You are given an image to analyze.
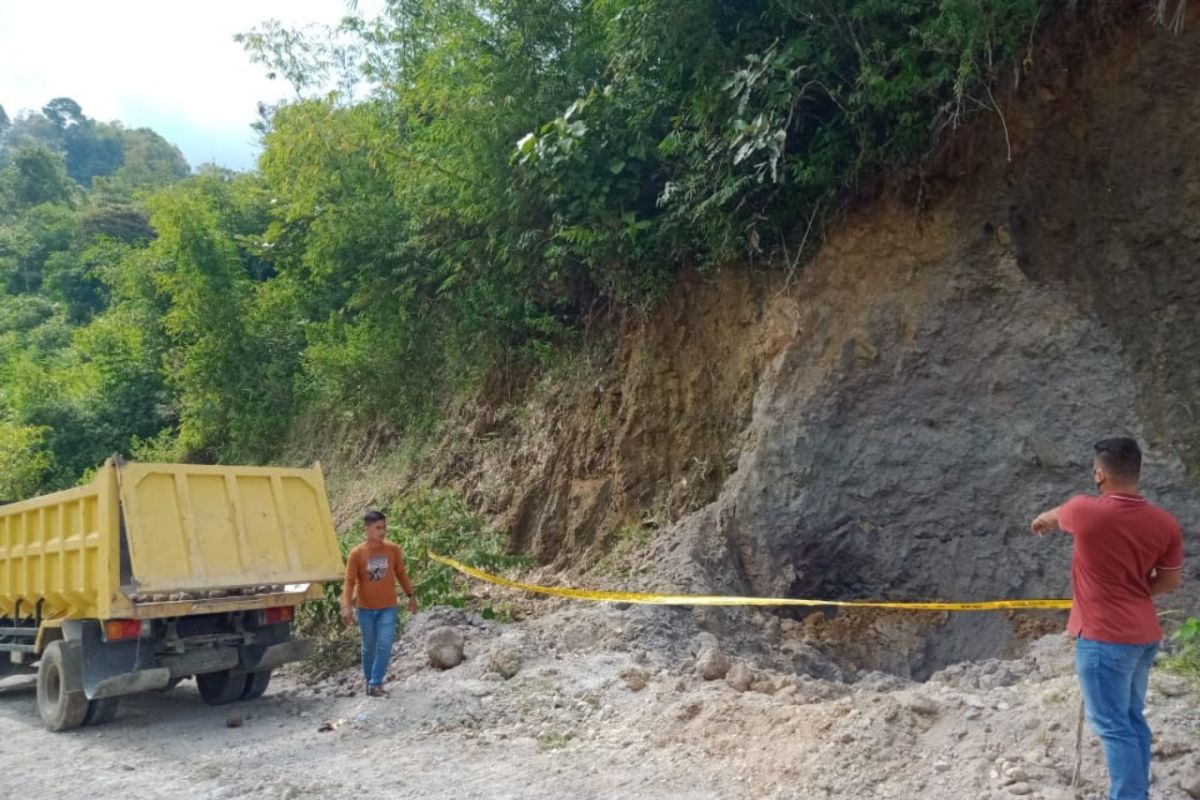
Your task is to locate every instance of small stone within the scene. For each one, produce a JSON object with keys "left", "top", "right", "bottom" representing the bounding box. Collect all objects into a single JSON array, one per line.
[
  {"left": 225, "top": 712, "right": 242, "bottom": 728},
  {"left": 1154, "top": 738, "right": 1195, "bottom": 759},
  {"left": 726, "top": 663, "right": 753, "bottom": 692},
  {"left": 487, "top": 645, "right": 522, "bottom": 679},
  {"left": 907, "top": 696, "right": 940, "bottom": 717},
  {"left": 1153, "top": 674, "right": 1191, "bottom": 698},
  {"left": 1179, "top": 764, "right": 1200, "bottom": 799},
  {"left": 1006, "top": 782, "right": 1032, "bottom": 796},
  {"left": 933, "top": 760, "right": 951, "bottom": 773},
  {"left": 695, "top": 648, "right": 730, "bottom": 681},
  {"left": 426, "top": 627, "right": 465, "bottom": 669},
  {"left": 1003, "top": 767, "right": 1028, "bottom": 784},
  {"left": 620, "top": 667, "right": 650, "bottom": 692}
]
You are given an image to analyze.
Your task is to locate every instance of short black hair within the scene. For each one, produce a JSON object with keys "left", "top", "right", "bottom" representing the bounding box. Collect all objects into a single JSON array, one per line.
[
  {"left": 363, "top": 510, "right": 387, "bottom": 524},
  {"left": 1094, "top": 437, "right": 1141, "bottom": 482}
]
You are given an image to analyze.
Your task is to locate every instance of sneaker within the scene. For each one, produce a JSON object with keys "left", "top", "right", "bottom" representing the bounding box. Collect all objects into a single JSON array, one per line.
[{"left": 367, "top": 686, "right": 387, "bottom": 698}]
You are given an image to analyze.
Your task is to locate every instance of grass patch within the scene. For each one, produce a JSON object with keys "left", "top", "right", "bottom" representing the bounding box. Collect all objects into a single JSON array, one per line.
[
  {"left": 536, "top": 730, "right": 574, "bottom": 751},
  {"left": 1161, "top": 617, "right": 1200, "bottom": 681}
]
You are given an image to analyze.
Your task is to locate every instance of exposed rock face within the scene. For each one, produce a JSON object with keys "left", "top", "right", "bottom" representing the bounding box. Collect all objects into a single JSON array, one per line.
[{"left": 669, "top": 17, "right": 1200, "bottom": 676}]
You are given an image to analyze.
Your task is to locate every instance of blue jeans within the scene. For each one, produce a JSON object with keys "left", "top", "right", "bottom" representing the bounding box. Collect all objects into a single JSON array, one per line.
[
  {"left": 1075, "top": 636, "right": 1160, "bottom": 800},
  {"left": 357, "top": 606, "right": 398, "bottom": 687}
]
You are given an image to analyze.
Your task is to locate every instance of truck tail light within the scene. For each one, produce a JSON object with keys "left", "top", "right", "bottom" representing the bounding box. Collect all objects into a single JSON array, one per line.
[
  {"left": 264, "top": 606, "right": 294, "bottom": 624},
  {"left": 104, "top": 619, "right": 149, "bottom": 641}
]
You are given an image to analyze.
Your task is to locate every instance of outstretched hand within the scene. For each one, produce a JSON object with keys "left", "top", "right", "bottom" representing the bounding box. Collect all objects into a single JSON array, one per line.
[{"left": 1030, "top": 512, "right": 1057, "bottom": 536}]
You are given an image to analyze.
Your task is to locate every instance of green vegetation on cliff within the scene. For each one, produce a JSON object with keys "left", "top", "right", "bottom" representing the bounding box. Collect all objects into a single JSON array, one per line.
[{"left": 2, "top": 1, "right": 1093, "bottom": 496}]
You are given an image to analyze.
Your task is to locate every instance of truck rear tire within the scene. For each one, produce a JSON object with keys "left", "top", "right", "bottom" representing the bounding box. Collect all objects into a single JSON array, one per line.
[
  {"left": 83, "top": 697, "right": 120, "bottom": 726},
  {"left": 37, "top": 642, "right": 89, "bottom": 732},
  {"left": 196, "top": 669, "right": 246, "bottom": 705},
  {"left": 241, "top": 669, "right": 273, "bottom": 700}
]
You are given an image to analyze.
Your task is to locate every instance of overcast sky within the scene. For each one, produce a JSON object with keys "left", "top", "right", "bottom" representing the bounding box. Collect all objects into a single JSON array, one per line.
[{"left": 0, "top": 1, "right": 383, "bottom": 171}]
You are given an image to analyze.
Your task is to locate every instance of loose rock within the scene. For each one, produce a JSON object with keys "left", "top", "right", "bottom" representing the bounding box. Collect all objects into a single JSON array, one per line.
[
  {"left": 1153, "top": 674, "right": 1191, "bottom": 698},
  {"left": 426, "top": 626, "right": 465, "bottom": 669},
  {"left": 487, "top": 645, "right": 522, "bottom": 679},
  {"left": 620, "top": 667, "right": 650, "bottom": 692},
  {"left": 695, "top": 647, "right": 730, "bottom": 681},
  {"left": 726, "top": 663, "right": 753, "bottom": 692}
]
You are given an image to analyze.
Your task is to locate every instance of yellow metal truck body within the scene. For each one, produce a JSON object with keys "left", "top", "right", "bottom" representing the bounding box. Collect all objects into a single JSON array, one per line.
[{"left": 0, "top": 460, "right": 345, "bottom": 730}]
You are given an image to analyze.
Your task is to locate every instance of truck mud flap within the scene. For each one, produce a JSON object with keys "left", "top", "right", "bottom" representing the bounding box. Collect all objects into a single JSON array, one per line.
[
  {"left": 241, "top": 638, "right": 314, "bottom": 671},
  {"left": 76, "top": 621, "right": 170, "bottom": 699}
]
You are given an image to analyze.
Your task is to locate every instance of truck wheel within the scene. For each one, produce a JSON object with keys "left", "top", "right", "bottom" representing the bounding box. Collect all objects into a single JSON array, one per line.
[
  {"left": 241, "top": 670, "right": 273, "bottom": 700},
  {"left": 36, "top": 641, "right": 88, "bottom": 732},
  {"left": 83, "top": 697, "right": 120, "bottom": 726},
  {"left": 196, "top": 669, "right": 246, "bottom": 705}
]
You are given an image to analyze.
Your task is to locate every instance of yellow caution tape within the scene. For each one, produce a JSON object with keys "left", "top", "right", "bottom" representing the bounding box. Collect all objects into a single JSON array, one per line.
[{"left": 428, "top": 552, "right": 1073, "bottom": 611}]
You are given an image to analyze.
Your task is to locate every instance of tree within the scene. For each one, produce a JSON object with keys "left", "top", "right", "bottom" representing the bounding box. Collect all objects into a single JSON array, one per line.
[
  {"left": 1, "top": 147, "right": 75, "bottom": 208},
  {"left": 42, "top": 98, "right": 85, "bottom": 129},
  {"left": 106, "top": 127, "right": 190, "bottom": 190},
  {"left": 0, "top": 422, "right": 53, "bottom": 501}
]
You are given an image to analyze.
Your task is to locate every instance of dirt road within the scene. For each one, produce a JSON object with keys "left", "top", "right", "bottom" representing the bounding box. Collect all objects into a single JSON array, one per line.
[
  {"left": 1, "top": 609, "right": 1197, "bottom": 800},
  {"left": 0, "top": 675, "right": 719, "bottom": 800}
]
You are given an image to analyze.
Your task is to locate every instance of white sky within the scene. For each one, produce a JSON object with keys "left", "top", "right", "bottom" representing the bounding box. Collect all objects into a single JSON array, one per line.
[{"left": 0, "top": 1, "right": 384, "bottom": 171}]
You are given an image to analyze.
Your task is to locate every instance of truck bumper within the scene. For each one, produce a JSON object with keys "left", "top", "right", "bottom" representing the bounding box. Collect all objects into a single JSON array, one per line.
[{"left": 90, "top": 667, "right": 172, "bottom": 699}]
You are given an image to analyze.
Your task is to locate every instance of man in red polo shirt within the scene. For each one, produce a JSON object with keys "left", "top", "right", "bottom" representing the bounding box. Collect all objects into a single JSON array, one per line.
[{"left": 1031, "top": 437, "right": 1184, "bottom": 800}]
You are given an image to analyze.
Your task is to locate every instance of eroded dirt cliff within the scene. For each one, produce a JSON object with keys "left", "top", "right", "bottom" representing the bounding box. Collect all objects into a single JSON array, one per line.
[{"left": 360, "top": 8, "right": 1200, "bottom": 677}]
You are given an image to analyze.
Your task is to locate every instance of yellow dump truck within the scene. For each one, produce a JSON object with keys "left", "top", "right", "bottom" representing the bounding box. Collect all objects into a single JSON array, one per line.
[{"left": 0, "top": 459, "right": 344, "bottom": 730}]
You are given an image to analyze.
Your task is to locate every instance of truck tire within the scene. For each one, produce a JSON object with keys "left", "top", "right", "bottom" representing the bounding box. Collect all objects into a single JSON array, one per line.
[
  {"left": 196, "top": 669, "right": 246, "bottom": 705},
  {"left": 83, "top": 697, "right": 120, "bottom": 726},
  {"left": 36, "top": 641, "right": 89, "bottom": 731},
  {"left": 241, "top": 669, "right": 273, "bottom": 700}
]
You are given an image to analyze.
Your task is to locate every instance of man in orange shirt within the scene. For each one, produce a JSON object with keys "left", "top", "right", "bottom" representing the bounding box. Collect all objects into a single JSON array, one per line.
[{"left": 341, "top": 510, "right": 419, "bottom": 697}]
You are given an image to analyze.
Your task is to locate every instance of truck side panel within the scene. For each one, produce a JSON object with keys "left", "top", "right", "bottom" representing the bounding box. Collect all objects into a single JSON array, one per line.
[
  {"left": 118, "top": 463, "right": 344, "bottom": 594},
  {"left": 0, "top": 467, "right": 118, "bottom": 621}
]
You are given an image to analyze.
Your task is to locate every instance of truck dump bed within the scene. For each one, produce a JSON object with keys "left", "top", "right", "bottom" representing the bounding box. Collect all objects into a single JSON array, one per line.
[{"left": 0, "top": 460, "right": 345, "bottom": 623}]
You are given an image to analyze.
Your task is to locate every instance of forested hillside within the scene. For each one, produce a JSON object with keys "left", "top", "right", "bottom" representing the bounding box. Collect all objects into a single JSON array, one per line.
[{"left": 0, "top": 1, "right": 1157, "bottom": 499}]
